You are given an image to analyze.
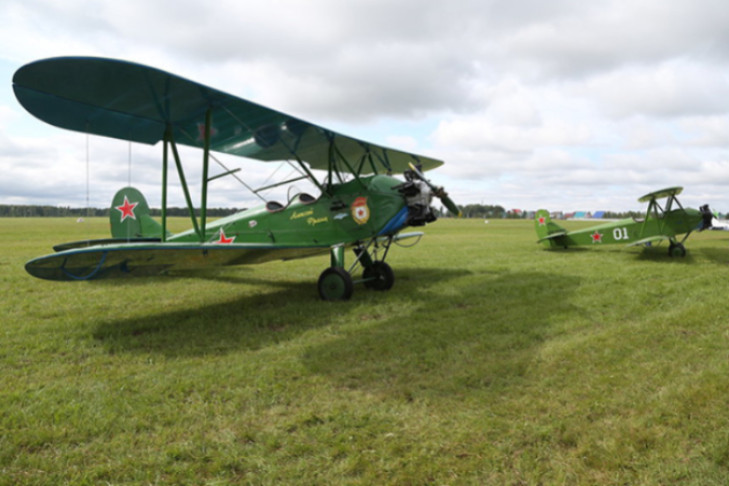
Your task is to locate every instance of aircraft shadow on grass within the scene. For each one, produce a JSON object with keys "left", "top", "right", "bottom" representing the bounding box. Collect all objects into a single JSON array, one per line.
[
  {"left": 301, "top": 270, "right": 581, "bottom": 399},
  {"left": 633, "top": 247, "right": 696, "bottom": 263},
  {"left": 545, "top": 243, "right": 699, "bottom": 264},
  {"left": 696, "top": 248, "right": 728, "bottom": 264},
  {"left": 92, "top": 267, "right": 472, "bottom": 357}
]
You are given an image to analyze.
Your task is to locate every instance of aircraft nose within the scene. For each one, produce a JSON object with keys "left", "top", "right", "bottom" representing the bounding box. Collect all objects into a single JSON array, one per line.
[
  {"left": 699, "top": 204, "right": 713, "bottom": 230},
  {"left": 407, "top": 162, "right": 461, "bottom": 217}
]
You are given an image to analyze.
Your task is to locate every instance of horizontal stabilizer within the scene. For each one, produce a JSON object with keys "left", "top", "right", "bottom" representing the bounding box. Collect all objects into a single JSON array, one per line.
[
  {"left": 53, "top": 238, "right": 161, "bottom": 252},
  {"left": 537, "top": 231, "right": 567, "bottom": 243}
]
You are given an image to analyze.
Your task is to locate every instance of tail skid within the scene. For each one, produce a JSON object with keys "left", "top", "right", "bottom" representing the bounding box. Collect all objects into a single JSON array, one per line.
[{"left": 110, "top": 187, "right": 166, "bottom": 239}]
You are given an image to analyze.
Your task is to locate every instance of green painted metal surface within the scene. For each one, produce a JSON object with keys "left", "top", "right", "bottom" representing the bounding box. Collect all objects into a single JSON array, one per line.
[
  {"left": 15, "top": 57, "right": 454, "bottom": 293},
  {"left": 534, "top": 187, "right": 711, "bottom": 255},
  {"left": 13, "top": 57, "right": 443, "bottom": 175},
  {"left": 26, "top": 174, "right": 413, "bottom": 281}
]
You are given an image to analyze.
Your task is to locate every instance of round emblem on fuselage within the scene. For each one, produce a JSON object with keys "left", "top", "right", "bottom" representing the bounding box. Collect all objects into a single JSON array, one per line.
[{"left": 351, "top": 197, "right": 370, "bottom": 225}]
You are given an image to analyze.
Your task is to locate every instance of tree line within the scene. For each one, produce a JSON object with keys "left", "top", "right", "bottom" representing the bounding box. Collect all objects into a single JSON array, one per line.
[{"left": 1, "top": 204, "right": 658, "bottom": 220}]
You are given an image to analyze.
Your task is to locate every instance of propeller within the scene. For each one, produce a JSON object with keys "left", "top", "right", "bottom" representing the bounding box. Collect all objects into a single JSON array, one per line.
[
  {"left": 699, "top": 204, "right": 713, "bottom": 230},
  {"left": 408, "top": 162, "right": 462, "bottom": 217}
]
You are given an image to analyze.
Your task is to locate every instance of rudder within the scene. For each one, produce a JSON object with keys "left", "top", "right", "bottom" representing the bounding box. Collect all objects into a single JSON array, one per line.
[
  {"left": 110, "top": 187, "right": 164, "bottom": 239},
  {"left": 535, "top": 209, "right": 566, "bottom": 248}
]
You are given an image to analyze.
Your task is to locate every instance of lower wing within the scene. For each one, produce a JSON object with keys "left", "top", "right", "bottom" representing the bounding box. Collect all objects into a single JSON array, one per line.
[
  {"left": 625, "top": 235, "right": 670, "bottom": 247},
  {"left": 26, "top": 242, "right": 330, "bottom": 281},
  {"left": 27, "top": 232, "right": 424, "bottom": 281}
]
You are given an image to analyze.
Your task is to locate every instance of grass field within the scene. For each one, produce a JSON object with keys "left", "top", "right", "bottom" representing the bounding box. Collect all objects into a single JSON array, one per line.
[{"left": 2, "top": 216, "right": 729, "bottom": 485}]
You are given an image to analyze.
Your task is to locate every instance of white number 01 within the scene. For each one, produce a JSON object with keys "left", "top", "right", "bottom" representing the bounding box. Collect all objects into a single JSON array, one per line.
[{"left": 613, "top": 227, "right": 629, "bottom": 240}]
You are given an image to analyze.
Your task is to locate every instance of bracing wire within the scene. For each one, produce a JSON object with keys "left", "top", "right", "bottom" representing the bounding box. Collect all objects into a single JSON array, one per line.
[
  {"left": 128, "top": 141, "right": 132, "bottom": 187},
  {"left": 85, "top": 133, "right": 90, "bottom": 217}
]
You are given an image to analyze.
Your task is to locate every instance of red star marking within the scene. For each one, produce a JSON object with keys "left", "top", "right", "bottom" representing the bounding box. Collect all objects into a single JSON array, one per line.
[
  {"left": 115, "top": 196, "right": 138, "bottom": 222},
  {"left": 591, "top": 231, "right": 603, "bottom": 243},
  {"left": 196, "top": 122, "right": 219, "bottom": 141},
  {"left": 538, "top": 216, "right": 546, "bottom": 226},
  {"left": 216, "top": 229, "right": 236, "bottom": 244}
]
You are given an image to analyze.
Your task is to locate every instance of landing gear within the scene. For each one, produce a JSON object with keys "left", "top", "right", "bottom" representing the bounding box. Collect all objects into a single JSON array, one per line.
[
  {"left": 363, "top": 261, "right": 394, "bottom": 291},
  {"left": 318, "top": 267, "right": 353, "bottom": 301},
  {"left": 668, "top": 241, "right": 686, "bottom": 257},
  {"left": 318, "top": 237, "right": 397, "bottom": 300}
]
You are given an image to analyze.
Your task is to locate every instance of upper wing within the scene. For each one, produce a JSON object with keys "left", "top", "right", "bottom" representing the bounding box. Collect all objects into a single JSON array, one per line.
[
  {"left": 638, "top": 187, "right": 683, "bottom": 203},
  {"left": 13, "top": 57, "right": 443, "bottom": 175}
]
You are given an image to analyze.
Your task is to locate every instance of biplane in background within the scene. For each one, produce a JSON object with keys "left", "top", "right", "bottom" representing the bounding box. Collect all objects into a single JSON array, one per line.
[
  {"left": 535, "top": 187, "right": 712, "bottom": 257},
  {"left": 14, "top": 57, "right": 460, "bottom": 300}
]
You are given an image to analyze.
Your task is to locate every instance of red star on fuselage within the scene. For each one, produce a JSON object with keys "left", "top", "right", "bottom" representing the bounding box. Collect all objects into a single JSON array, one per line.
[
  {"left": 591, "top": 231, "right": 603, "bottom": 243},
  {"left": 115, "top": 196, "right": 138, "bottom": 222},
  {"left": 216, "top": 229, "right": 236, "bottom": 244}
]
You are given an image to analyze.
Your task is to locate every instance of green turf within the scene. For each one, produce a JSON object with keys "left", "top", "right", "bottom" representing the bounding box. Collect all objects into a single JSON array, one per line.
[{"left": 2, "top": 217, "right": 729, "bottom": 485}]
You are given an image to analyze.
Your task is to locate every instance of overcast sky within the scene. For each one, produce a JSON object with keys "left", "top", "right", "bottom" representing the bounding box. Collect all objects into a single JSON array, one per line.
[{"left": 2, "top": 0, "right": 729, "bottom": 213}]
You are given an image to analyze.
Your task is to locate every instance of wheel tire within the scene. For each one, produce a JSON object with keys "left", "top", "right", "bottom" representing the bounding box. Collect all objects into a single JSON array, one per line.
[
  {"left": 668, "top": 242, "right": 686, "bottom": 257},
  {"left": 363, "top": 261, "right": 395, "bottom": 291},
  {"left": 318, "top": 267, "right": 354, "bottom": 301}
]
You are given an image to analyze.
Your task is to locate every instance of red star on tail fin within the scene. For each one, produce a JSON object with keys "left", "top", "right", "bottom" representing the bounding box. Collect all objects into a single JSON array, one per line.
[{"left": 115, "top": 196, "right": 138, "bottom": 222}]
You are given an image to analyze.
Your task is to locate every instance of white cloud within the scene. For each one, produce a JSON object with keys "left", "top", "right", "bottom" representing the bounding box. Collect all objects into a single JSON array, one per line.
[
  {"left": 3, "top": 0, "right": 729, "bottom": 214},
  {"left": 582, "top": 60, "right": 729, "bottom": 119}
]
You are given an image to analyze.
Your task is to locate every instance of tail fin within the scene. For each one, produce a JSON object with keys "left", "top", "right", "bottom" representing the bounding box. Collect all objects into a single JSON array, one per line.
[
  {"left": 535, "top": 209, "right": 567, "bottom": 248},
  {"left": 110, "top": 187, "right": 165, "bottom": 239}
]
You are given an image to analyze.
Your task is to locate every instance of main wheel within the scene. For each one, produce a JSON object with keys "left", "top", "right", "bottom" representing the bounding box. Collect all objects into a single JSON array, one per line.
[
  {"left": 363, "top": 261, "right": 395, "bottom": 291},
  {"left": 318, "top": 267, "right": 354, "bottom": 301},
  {"left": 668, "top": 242, "right": 686, "bottom": 257}
]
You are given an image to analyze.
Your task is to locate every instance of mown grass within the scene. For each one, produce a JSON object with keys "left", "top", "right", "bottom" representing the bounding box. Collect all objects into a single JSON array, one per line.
[{"left": 2, "top": 216, "right": 729, "bottom": 485}]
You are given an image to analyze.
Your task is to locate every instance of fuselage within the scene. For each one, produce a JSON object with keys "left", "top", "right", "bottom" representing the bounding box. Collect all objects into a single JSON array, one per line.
[
  {"left": 560, "top": 208, "right": 704, "bottom": 246},
  {"left": 169, "top": 174, "right": 420, "bottom": 247}
]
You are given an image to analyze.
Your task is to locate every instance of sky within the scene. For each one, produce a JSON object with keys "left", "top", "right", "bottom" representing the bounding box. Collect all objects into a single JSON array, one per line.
[{"left": 2, "top": 0, "right": 729, "bottom": 213}]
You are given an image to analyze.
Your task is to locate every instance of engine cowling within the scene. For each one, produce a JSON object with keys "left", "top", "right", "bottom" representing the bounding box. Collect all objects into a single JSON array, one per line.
[{"left": 396, "top": 170, "right": 438, "bottom": 226}]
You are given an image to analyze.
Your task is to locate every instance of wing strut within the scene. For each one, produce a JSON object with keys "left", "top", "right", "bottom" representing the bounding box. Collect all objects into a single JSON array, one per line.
[
  {"left": 200, "top": 108, "right": 212, "bottom": 240},
  {"left": 641, "top": 197, "right": 666, "bottom": 238},
  {"left": 332, "top": 142, "right": 364, "bottom": 187},
  {"left": 160, "top": 109, "right": 215, "bottom": 243},
  {"left": 165, "top": 128, "right": 203, "bottom": 241},
  {"left": 162, "top": 128, "right": 169, "bottom": 242},
  {"left": 218, "top": 104, "right": 330, "bottom": 198}
]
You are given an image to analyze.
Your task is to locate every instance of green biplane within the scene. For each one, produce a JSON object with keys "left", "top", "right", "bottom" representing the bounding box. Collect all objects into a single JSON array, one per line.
[
  {"left": 535, "top": 187, "right": 712, "bottom": 257},
  {"left": 14, "top": 57, "right": 461, "bottom": 300}
]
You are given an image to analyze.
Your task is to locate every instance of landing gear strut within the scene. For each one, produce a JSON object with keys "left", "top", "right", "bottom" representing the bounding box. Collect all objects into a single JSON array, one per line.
[
  {"left": 668, "top": 241, "right": 686, "bottom": 257},
  {"left": 317, "top": 237, "right": 397, "bottom": 300},
  {"left": 363, "top": 261, "right": 394, "bottom": 291}
]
